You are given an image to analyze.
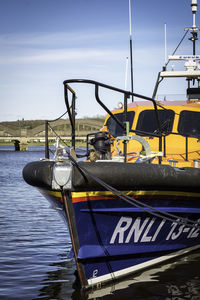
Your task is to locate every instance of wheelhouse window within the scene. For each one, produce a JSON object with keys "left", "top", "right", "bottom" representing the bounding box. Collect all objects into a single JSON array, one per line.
[
  {"left": 106, "top": 111, "right": 135, "bottom": 137},
  {"left": 178, "top": 110, "right": 200, "bottom": 138},
  {"left": 136, "top": 109, "right": 175, "bottom": 135}
]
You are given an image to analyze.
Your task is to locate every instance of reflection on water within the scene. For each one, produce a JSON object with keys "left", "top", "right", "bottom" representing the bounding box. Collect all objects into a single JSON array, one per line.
[
  {"left": 0, "top": 146, "right": 200, "bottom": 300},
  {"left": 36, "top": 255, "right": 76, "bottom": 300},
  {"left": 37, "top": 250, "right": 200, "bottom": 300}
]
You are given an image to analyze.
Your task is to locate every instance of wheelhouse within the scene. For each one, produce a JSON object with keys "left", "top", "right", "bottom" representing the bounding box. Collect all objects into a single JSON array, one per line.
[{"left": 104, "top": 100, "right": 200, "bottom": 167}]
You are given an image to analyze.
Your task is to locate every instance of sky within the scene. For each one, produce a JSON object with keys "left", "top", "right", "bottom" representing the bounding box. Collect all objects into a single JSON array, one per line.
[{"left": 0, "top": 0, "right": 199, "bottom": 121}]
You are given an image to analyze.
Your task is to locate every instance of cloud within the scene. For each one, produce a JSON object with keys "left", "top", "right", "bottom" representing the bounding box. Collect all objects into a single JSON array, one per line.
[
  {"left": 0, "top": 29, "right": 128, "bottom": 65},
  {"left": 0, "top": 48, "right": 126, "bottom": 64},
  {"left": 0, "top": 27, "right": 184, "bottom": 122},
  {"left": 0, "top": 30, "right": 126, "bottom": 47},
  {"left": 0, "top": 27, "right": 172, "bottom": 67}
]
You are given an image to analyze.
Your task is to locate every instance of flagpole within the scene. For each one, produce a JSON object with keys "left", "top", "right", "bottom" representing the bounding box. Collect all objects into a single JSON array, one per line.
[{"left": 129, "top": 0, "right": 134, "bottom": 101}]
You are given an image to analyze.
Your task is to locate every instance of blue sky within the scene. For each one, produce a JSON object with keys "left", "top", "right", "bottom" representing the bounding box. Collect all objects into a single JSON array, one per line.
[{"left": 0, "top": 0, "right": 198, "bottom": 121}]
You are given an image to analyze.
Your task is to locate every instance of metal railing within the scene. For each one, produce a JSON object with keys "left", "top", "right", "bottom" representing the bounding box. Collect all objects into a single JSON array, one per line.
[
  {"left": 45, "top": 111, "right": 68, "bottom": 159},
  {"left": 63, "top": 79, "right": 163, "bottom": 163},
  {"left": 43, "top": 79, "right": 199, "bottom": 163}
]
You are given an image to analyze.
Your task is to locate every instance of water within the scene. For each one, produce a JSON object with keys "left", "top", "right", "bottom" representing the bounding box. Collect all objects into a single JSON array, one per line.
[{"left": 0, "top": 146, "right": 200, "bottom": 300}]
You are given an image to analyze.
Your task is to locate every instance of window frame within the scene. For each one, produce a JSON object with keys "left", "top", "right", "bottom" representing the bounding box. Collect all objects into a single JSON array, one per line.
[
  {"left": 178, "top": 110, "right": 200, "bottom": 138},
  {"left": 106, "top": 111, "right": 135, "bottom": 137},
  {"left": 136, "top": 109, "right": 175, "bottom": 136}
]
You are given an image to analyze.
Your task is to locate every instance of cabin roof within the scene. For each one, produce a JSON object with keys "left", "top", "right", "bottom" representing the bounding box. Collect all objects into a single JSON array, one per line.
[{"left": 127, "top": 100, "right": 200, "bottom": 108}]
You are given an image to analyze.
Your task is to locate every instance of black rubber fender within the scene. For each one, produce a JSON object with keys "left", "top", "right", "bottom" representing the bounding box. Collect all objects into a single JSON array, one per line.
[
  {"left": 72, "top": 162, "right": 200, "bottom": 192},
  {"left": 22, "top": 159, "right": 200, "bottom": 193},
  {"left": 23, "top": 160, "right": 55, "bottom": 188}
]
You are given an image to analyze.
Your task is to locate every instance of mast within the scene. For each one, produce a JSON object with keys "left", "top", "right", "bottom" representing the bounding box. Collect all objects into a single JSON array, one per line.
[
  {"left": 129, "top": 0, "right": 134, "bottom": 101},
  {"left": 125, "top": 56, "right": 129, "bottom": 90},
  {"left": 153, "top": 0, "right": 200, "bottom": 100},
  {"left": 189, "top": 0, "right": 198, "bottom": 55},
  {"left": 164, "top": 23, "right": 167, "bottom": 66},
  {"left": 185, "top": 0, "right": 200, "bottom": 90}
]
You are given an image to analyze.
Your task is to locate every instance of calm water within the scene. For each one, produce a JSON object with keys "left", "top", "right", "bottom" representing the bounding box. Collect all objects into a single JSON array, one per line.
[{"left": 0, "top": 146, "right": 200, "bottom": 300}]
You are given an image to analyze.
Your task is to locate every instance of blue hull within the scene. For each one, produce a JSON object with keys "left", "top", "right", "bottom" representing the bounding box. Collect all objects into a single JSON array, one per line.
[
  {"left": 23, "top": 160, "right": 200, "bottom": 288},
  {"left": 67, "top": 190, "right": 200, "bottom": 287}
]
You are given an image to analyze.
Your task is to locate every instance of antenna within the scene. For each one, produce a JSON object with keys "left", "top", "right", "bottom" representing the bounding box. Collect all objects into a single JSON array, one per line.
[
  {"left": 164, "top": 23, "right": 167, "bottom": 66},
  {"left": 129, "top": 0, "right": 134, "bottom": 101},
  {"left": 184, "top": 0, "right": 200, "bottom": 89},
  {"left": 125, "top": 57, "right": 129, "bottom": 90}
]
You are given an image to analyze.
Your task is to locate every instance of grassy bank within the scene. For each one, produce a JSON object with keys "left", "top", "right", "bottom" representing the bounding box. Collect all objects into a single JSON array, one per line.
[{"left": 0, "top": 141, "right": 87, "bottom": 147}]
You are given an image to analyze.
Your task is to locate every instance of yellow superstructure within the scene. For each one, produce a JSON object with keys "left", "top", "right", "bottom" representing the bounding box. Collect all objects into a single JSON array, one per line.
[{"left": 103, "top": 100, "right": 200, "bottom": 168}]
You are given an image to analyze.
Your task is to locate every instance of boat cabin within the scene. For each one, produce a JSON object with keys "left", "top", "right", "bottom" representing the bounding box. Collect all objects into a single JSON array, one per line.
[{"left": 103, "top": 100, "right": 200, "bottom": 167}]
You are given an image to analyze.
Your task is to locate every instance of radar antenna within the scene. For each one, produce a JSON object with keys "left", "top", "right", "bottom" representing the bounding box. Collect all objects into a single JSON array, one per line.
[
  {"left": 153, "top": 0, "right": 200, "bottom": 100},
  {"left": 185, "top": 0, "right": 200, "bottom": 55}
]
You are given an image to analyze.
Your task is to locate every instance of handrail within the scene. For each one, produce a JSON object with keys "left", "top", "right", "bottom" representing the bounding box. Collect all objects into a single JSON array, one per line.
[
  {"left": 63, "top": 79, "right": 163, "bottom": 160},
  {"left": 43, "top": 79, "right": 199, "bottom": 162}
]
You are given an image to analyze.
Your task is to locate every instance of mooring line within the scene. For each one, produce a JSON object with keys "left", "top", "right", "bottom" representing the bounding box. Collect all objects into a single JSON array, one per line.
[
  {"left": 72, "top": 161, "right": 200, "bottom": 229},
  {"left": 61, "top": 145, "right": 200, "bottom": 229}
]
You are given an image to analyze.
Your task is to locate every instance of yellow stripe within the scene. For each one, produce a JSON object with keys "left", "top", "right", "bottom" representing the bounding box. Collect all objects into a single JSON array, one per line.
[
  {"left": 39, "top": 189, "right": 61, "bottom": 198},
  {"left": 71, "top": 191, "right": 115, "bottom": 198},
  {"left": 71, "top": 190, "right": 200, "bottom": 198},
  {"left": 39, "top": 189, "right": 200, "bottom": 199}
]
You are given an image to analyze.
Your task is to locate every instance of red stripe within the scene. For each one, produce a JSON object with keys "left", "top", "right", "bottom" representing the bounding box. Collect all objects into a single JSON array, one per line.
[{"left": 72, "top": 193, "right": 198, "bottom": 204}]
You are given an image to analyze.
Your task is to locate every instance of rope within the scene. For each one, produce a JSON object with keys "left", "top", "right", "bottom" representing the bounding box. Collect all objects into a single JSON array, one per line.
[
  {"left": 53, "top": 129, "right": 200, "bottom": 229},
  {"left": 75, "top": 163, "right": 200, "bottom": 229},
  {"left": 165, "top": 29, "right": 189, "bottom": 68},
  {"left": 48, "top": 122, "right": 89, "bottom": 158},
  {"left": 63, "top": 143, "right": 200, "bottom": 229},
  {"left": 61, "top": 189, "right": 86, "bottom": 288},
  {"left": 61, "top": 147, "right": 200, "bottom": 286},
  {"left": 48, "top": 123, "right": 71, "bottom": 148},
  {"left": 47, "top": 110, "right": 68, "bottom": 122}
]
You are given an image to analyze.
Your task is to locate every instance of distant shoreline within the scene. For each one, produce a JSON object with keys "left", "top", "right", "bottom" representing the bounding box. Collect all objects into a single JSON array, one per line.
[{"left": 0, "top": 141, "right": 86, "bottom": 147}]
